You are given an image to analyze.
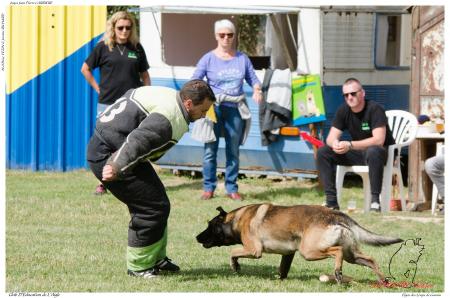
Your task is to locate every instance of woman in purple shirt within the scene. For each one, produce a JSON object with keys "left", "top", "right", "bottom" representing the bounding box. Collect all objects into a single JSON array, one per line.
[{"left": 192, "top": 19, "right": 262, "bottom": 201}]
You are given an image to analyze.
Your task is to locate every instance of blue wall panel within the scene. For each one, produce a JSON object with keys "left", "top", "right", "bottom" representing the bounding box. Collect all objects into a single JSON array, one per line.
[
  {"left": 321, "top": 85, "right": 410, "bottom": 136},
  {"left": 6, "top": 34, "right": 102, "bottom": 171},
  {"left": 153, "top": 79, "right": 306, "bottom": 174},
  {"left": 7, "top": 70, "right": 410, "bottom": 174},
  {"left": 154, "top": 80, "right": 410, "bottom": 175}
]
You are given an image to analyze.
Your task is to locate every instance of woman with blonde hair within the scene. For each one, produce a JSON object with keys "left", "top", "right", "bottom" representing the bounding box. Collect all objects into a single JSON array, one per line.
[
  {"left": 81, "top": 10, "right": 150, "bottom": 195},
  {"left": 103, "top": 11, "right": 140, "bottom": 51}
]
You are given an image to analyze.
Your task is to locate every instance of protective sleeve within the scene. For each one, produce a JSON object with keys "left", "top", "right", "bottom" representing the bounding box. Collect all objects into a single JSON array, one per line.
[{"left": 106, "top": 113, "right": 173, "bottom": 178}]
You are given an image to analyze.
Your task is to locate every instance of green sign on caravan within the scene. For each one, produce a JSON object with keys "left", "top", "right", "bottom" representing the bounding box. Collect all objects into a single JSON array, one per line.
[{"left": 292, "top": 75, "right": 326, "bottom": 126}]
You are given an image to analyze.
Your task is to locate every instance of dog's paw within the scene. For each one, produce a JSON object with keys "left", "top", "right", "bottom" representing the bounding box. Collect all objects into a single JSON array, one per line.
[
  {"left": 380, "top": 278, "right": 391, "bottom": 287},
  {"left": 230, "top": 257, "right": 241, "bottom": 272},
  {"left": 278, "top": 271, "right": 288, "bottom": 280},
  {"left": 231, "top": 263, "right": 241, "bottom": 272},
  {"left": 334, "top": 270, "right": 343, "bottom": 284},
  {"left": 278, "top": 269, "right": 287, "bottom": 280}
]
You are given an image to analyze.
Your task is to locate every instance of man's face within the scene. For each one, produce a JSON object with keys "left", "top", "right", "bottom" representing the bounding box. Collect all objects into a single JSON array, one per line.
[
  {"left": 186, "top": 99, "right": 213, "bottom": 122},
  {"left": 342, "top": 82, "right": 365, "bottom": 112}
]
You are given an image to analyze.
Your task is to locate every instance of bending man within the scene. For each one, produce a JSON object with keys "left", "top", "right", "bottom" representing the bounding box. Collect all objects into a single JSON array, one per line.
[{"left": 87, "top": 80, "right": 215, "bottom": 278}]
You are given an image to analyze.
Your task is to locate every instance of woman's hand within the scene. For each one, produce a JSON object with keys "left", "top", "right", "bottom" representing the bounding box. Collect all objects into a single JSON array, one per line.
[
  {"left": 252, "top": 85, "right": 263, "bottom": 104},
  {"left": 81, "top": 62, "right": 100, "bottom": 94}
]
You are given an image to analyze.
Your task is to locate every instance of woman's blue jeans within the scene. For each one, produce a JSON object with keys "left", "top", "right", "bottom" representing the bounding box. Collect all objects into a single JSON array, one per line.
[{"left": 203, "top": 105, "right": 244, "bottom": 194}]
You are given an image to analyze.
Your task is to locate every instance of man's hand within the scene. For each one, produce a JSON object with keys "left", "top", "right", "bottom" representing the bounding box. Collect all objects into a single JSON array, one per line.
[
  {"left": 102, "top": 164, "right": 117, "bottom": 181},
  {"left": 332, "top": 140, "right": 351, "bottom": 154}
]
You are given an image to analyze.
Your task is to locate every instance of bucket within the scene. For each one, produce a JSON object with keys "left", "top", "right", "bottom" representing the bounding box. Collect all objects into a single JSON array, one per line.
[{"left": 390, "top": 199, "right": 402, "bottom": 211}]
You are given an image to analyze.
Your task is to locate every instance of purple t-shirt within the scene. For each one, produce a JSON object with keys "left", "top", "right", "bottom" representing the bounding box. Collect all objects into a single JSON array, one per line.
[{"left": 192, "top": 51, "right": 260, "bottom": 98}]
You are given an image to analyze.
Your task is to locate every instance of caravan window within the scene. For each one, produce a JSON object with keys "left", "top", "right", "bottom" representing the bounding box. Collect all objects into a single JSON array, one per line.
[
  {"left": 322, "top": 10, "right": 410, "bottom": 70},
  {"left": 375, "top": 14, "right": 411, "bottom": 68},
  {"left": 160, "top": 13, "right": 297, "bottom": 70},
  {"left": 322, "top": 12, "right": 375, "bottom": 70}
]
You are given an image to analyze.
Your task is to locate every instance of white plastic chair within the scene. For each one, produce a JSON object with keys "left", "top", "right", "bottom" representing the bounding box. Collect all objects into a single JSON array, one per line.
[
  {"left": 431, "top": 143, "right": 445, "bottom": 215},
  {"left": 336, "top": 110, "right": 418, "bottom": 213}
]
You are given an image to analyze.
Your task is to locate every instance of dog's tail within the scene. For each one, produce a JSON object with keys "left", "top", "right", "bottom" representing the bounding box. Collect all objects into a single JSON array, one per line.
[{"left": 349, "top": 221, "right": 403, "bottom": 246}]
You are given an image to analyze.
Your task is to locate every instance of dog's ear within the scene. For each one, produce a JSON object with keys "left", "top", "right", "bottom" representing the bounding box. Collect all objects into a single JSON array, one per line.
[{"left": 216, "top": 206, "right": 227, "bottom": 217}]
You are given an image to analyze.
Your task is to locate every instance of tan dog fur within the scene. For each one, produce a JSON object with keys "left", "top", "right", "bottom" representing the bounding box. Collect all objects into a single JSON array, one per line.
[{"left": 196, "top": 203, "right": 402, "bottom": 283}]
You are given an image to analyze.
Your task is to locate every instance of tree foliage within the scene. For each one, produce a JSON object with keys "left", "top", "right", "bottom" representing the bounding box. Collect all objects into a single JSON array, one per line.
[
  {"left": 237, "top": 15, "right": 265, "bottom": 56},
  {"left": 106, "top": 8, "right": 264, "bottom": 56}
]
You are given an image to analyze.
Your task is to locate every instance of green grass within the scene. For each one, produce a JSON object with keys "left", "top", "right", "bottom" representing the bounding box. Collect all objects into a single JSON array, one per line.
[{"left": 5, "top": 169, "right": 444, "bottom": 292}]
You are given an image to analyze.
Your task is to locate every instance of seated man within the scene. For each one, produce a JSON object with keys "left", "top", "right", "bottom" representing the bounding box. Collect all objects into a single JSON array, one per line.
[{"left": 316, "top": 78, "right": 395, "bottom": 212}]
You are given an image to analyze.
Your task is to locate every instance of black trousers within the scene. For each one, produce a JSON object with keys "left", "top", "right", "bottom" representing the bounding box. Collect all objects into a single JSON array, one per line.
[
  {"left": 87, "top": 134, "right": 170, "bottom": 247},
  {"left": 316, "top": 145, "right": 387, "bottom": 205}
]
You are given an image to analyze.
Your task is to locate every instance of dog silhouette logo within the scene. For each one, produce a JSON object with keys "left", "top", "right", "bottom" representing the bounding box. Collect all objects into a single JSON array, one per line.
[{"left": 387, "top": 238, "right": 425, "bottom": 286}]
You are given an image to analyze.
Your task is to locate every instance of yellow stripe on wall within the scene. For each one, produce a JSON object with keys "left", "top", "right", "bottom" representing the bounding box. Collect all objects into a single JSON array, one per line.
[{"left": 7, "top": 5, "right": 107, "bottom": 94}]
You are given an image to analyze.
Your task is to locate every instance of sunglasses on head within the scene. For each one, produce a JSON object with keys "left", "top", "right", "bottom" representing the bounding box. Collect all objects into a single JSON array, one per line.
[
  {"left": 116, "top": 26, "right": 132, "bottom": 31},
  {"left": 343, "top": 89, "right": 361, "bottom": 98},
  {"left": 218, "top": 33, "right": 234, "bottom": 39}
]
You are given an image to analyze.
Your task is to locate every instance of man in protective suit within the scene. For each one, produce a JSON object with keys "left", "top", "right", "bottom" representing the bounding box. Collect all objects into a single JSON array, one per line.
[{"left": 87, "top": 80, "right": 215, "bottom": 278}]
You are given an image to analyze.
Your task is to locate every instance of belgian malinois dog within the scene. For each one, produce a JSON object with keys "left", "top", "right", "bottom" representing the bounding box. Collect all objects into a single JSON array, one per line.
[{"left": 196, "top": 204, "right": 403, "bottom": 283}]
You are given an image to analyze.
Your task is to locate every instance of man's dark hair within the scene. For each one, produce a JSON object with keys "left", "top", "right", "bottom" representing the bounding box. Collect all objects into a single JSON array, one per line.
[
  {"left": 343, "top": 77, "right": 362, "bottom": 87},
  {"left": 180, "top": 79, "right": 216, "bottom": 105}
]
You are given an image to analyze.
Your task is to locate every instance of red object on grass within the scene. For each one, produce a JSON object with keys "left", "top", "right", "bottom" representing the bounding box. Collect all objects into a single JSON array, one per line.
[{"left": 299, "top": 131, "right": 325, "bottom": 147}]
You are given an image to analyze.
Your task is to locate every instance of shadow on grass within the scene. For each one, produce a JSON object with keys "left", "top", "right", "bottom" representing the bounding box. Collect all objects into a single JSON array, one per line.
[
  {"left": 176, "top": 263, "right": 383, "bottom": 290},
  {"left": 176, "top": 264, "right": 325, "bottom": 282},
  {"left": 164, "top": 174, "right": 363, "bottom": 203},
  {"left": 165, "top": 181, "right": 203, "bottom": 192},
  {"left": 165, "top": 181, "right": 321, "bottom": 199},
  {"left": 246, "top": 187, "right": 323, "bottom": 202}
]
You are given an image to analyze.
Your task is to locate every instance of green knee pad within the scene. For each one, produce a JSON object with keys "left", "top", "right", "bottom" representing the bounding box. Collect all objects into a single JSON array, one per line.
[{"left": 127, "top": 228, "right": 167, "bottom": 271}]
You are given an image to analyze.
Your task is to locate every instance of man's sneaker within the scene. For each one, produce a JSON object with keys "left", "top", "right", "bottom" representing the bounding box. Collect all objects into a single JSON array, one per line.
[
  {"left": 155, "top": 257, "right": 180, "bottom": 272},
  {"left": 127, "top": 267, "right": 159, "bottom": 278},
  {"left": 95, "top": 184, "right": 107, "bottom": 195},
  {"left": 370, "top": 202, "right": 381, "bottom": 212},
  {"left": 322, "top": 202, "right": 340, "bottom": 210}
]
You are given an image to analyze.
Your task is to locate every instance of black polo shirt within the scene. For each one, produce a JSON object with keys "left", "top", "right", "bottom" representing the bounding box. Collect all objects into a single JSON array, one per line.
[
  {"left": 332, "top": 100, "right": 395, "bottom": 146},
  {"left": 85, "top": 41, "right": 150, "bottom": 105}
]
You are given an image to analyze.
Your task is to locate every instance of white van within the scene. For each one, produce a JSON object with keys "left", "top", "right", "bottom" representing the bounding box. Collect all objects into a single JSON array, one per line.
[{"left": 138, "top": 5, "right": 411, "bottom": 177}]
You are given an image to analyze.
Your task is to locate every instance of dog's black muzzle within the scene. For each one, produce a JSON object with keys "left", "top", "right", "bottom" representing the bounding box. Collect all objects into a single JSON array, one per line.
[{"left": 196, "top": 227, "right": 224, "bottom": 248}]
